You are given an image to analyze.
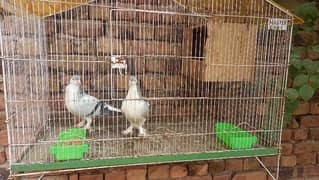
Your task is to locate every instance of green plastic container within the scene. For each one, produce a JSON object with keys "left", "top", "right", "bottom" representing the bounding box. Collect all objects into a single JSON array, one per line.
[
  {"left": 50, "top": 128, "right": 88, "bottom": 161},
  {"left": 215, "top": 123, "right": 257, "bottom": 149}
]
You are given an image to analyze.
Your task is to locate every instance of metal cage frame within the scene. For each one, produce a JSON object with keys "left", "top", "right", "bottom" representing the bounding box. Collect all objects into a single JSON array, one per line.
[{"left": 0, "top": 0, "right": 300, "bottom": 179}]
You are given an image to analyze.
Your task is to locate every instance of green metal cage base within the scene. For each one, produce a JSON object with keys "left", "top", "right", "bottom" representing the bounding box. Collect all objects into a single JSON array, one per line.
[{"left": 11, "top": 148, "right": 277, "bottom": 173}]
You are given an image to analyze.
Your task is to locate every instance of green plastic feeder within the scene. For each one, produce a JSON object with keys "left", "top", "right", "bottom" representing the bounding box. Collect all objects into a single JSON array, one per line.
[
  {"left": 50, "top": 128, "right": 88, "bottom": 161},
  {"left": 215, "top": 122, "right": 257, "bottom": 149}
]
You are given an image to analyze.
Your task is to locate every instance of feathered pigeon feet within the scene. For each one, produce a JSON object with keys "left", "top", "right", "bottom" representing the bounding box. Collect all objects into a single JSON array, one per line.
[
  {"left": 138, "top": 127, "right": 147, "bottom": 137},
  {"left": 122, "top": 125, "right": 133, "bottom": 136},
  {"left": 76, "top": 120, "right": 85, "bottom": 128},
  {"left": 84, "top": 126, "right": 94, "bottom": 133},
  {"left": 77, "top": 118, "right": 94, "bottom": 132},
  {"left": 122, "top": 126, "right": 147, "bottom": 136}
]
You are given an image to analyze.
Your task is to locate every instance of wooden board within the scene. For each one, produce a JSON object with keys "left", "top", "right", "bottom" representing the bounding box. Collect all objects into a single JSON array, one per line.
[
  {"left": 183, "top": 21, "right": 258, "bottom": 82},
  {"left": 172, "top": 0, "right": 302, "bottom": 24},
  {"left": 173, "top": 0, "right": 264, "bottom": 15},
  {"left": 205, "top": 21, "right": 258, "bottom": 81},
  {"left": 2, "top": 0, "right": 93, "bottom": 17}
]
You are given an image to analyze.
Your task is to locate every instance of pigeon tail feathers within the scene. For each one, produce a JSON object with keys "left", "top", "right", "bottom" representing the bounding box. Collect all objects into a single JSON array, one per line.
[{"left": 87, "top": 101, "right": 121, "bottom": 116}]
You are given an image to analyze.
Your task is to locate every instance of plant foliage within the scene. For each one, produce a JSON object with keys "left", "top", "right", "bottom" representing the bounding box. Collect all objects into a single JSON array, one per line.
[{"left": 284, "top": 2, "right": 319, "bottom": 121}]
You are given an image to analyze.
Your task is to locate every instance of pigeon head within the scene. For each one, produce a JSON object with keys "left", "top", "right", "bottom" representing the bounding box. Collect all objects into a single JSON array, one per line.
[
  {"left": 70, "top": 75, "right": 81, "bottom": 85},
  {"left": 129, "top": 76, "right": 138, "bottom": 86}
]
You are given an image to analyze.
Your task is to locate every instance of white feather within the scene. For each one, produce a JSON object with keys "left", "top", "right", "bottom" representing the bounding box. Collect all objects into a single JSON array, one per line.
[
  {"left": 121, "top": 76, "right": 149, "bottom": 136},
  {"left": 65, "top": 83, "right": 100, "bottom": 116},
  {"left": 65, "top": 75, "right": 121, "bottom": 130}
]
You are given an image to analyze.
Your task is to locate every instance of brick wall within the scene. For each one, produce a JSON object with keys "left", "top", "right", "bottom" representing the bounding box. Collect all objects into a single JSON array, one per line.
[{"left": 1, "top": 1, "right": 319, "bottom": 180}]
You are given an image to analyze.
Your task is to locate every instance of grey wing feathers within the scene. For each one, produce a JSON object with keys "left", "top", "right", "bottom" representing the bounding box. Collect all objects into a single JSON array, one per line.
[{"left": 77, "top": 95, "right": 100, "bottom": 116}]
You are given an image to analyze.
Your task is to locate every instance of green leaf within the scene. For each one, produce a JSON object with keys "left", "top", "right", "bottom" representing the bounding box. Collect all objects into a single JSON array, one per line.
[
  {"left": 312, "top": 45, "right": 319, "bottom": 53},
  {"left": 301, "top": 59, "right": 313, "bottom": 66},
  {"left": 284, "top": 111, "right": 293, "bottom": 121},
  {"left": 285, "top": 88, "right": 299, "bottom": 101},
  {"left": 302, "top": 23, "right": 315, "bottom": 31},
  {"left": 310, "top": 75, "right": 319, "bottom": 89},
  {"left": 290, "top": 58, "right": 303, "bottom": 70},
  {"left": 310, "top": 61, "right": 319, "bottom": 74},
  {"left": 299, "top": 85, "right": 315, "bottom": 102},
  {"left": 293, "top": 74, "right": 309, "bottom": 87},
  {"left": 288, "top": 66, "right": 299, "bottom": 78},
  {"left": 302, "top": 59, "right": 317, "bottom": 73},
  {"left": 295, "top": 3, "right": 319, "bottom": 24},
  {"left": 285, "top": 100, "right": 299, "bottom": 113},
  {"left": 291, "top": 50, "right": 300, "bottom": 59},
  {"left": 290, "top": 47, "right": 305, "bottom": 59},
  {"left": 292, "top": 26, "right": 299, "bottom": 36}
]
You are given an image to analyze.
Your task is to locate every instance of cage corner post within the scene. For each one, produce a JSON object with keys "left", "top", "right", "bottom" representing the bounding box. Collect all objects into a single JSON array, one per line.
[{"left": 255, "top": 154, "right": 281, "bottom": 180}]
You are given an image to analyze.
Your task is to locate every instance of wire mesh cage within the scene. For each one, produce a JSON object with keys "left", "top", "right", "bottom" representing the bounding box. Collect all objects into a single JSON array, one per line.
[{"left": 0, "top": 0, "right": 297, "bottom": 176}]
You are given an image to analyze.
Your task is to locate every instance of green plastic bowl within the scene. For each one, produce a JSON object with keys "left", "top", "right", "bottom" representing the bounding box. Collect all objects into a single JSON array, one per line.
[
  {"left": 57, "top": 128, "right": 86, "bottom": 143},
  {"left": 50, "top": 128, "right": 88, "bottom": 161},
  {"left": 215, "top": 123, "right": 257, "bottom": 149}
]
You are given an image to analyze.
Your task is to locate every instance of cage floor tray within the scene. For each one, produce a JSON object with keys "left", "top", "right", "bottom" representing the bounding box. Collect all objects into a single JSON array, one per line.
[{"left": 14, "top": 118, "right": 276, "bottom": 172}]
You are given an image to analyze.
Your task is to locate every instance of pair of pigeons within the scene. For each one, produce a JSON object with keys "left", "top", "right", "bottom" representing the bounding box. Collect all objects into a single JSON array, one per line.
[{"left": 65, "top": 75, "right": 149, "bottom": 136}]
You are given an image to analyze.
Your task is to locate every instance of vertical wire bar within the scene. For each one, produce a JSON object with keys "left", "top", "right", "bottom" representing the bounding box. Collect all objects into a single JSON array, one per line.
[
  {"left": 0, "top": 10, "right": 13, "bottom": 167},
  {"left": 11, "top": 5, "right": 18, "bottom": 163},
  {"left": 21, "top": 6, "right": 29, "bottom": 164},
  {"left": 260, "top": 9, "right": 268, "bottom": 147},
  {"left": 265, "top": 4, "right": 272, "bottom": 147},
  {"left": 269, "top": 4, "right": 278, "bottom": 148},
  {"left": 253, "top": 4, "right": 261, "bottom": 145},
  {"left": 211, "top": 1, "right": 217, "bottom": 151},
  {"left": 249, "top": 0, "right": 255, "bottom": 143},
  {"left": 101, "top": 3, "right": 106, "bottom": 160},
  {"left": 51, "top": 8, "right": 57, "bottom": 162},
  {"left": 272, "top": 9, "right": 281, "bottom": 149},
  {"left": 272, "top": 2, "right": 280, "bottom": 148},
  {"left": 33, "top": 4, "right": 39, "bottom": 163}
]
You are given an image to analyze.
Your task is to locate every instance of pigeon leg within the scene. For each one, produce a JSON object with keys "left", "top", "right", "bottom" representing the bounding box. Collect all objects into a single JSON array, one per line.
[
  {"left": 122, "top": 125, "right": 133, "bottom": 135},
  {"left": 84, "top": 117, "right": 93, "bottom": 130},
  {"left": 77, "top": 119, "right": 86, "bottom": 128},
  {"left": 138, "top": 127, "right": 147, "bottom": 136}
]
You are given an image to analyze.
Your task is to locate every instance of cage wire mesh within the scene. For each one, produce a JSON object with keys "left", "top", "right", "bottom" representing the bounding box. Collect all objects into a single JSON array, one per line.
[{"left": 0, "top": 0, "right": 293, "bottom": 173}]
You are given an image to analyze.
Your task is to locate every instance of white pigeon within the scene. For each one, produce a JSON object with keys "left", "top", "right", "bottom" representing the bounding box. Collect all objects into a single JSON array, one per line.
[
  {"left": 65, "top": 75, "right": 121, "bottom": 130},
  {"left": 121, "top": 76, "right": 149, "bottom": 136}
]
